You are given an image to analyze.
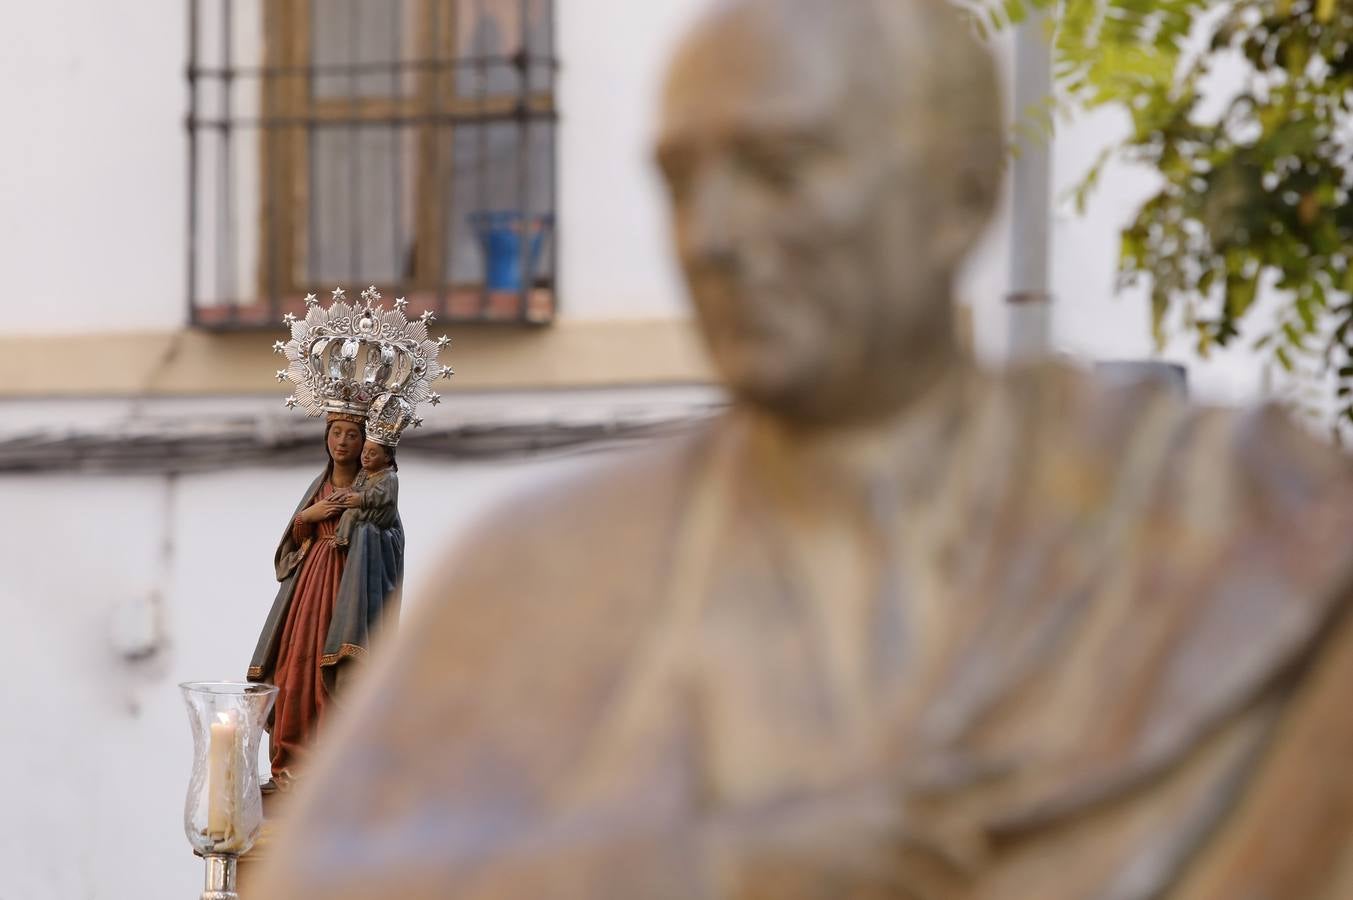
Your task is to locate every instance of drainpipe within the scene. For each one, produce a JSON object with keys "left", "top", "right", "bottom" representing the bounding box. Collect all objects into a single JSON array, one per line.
[{"left": 1005, "top": 8, "right": 1054, "bottom": 365}]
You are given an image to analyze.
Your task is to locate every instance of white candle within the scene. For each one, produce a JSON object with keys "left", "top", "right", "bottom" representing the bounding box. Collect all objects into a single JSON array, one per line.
[{"left": 206, "top": 710, "right": 238, "bottom": 840}]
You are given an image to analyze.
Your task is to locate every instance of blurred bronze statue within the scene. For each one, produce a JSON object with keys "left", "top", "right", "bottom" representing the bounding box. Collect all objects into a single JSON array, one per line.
[{"left": 257, "top": 1, "right": 1353, "bottom": 897}]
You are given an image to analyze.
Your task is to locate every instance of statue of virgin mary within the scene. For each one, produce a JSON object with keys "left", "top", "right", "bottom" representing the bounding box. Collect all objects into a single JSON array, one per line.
[{"left": 246, "top": 287, "right": 449, "bottom": 790}]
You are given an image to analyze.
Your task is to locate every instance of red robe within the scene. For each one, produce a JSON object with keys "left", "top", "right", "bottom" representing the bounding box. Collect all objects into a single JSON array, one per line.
[{"left": 266, "top": 481, "right": 345, "bottom": 783}]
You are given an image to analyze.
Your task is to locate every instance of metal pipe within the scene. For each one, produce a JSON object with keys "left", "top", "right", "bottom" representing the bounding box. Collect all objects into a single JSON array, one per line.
[
  {"left": 391, "top": 0, "right": 404, "bottom": 290},
  {"left": 347, "top": 0, "right": 360, "bottom": 284},
  {"left": 516, "top": 0, "right": 531, "bottom": 322},
  {"left": 433, "top": 0, "right": 450, "bottom": 315},
  {"left": 221, "top": 0, "right": 237, "bottom": 314},
  {"left": 1005, "top": 8, "right": 1054, "bottom": 365},
  {"left": 186, "top": 0, "right": 200, "bottom": 325},
  {"left": 475, "top": 0, "right": 490, "bottom": 319},
  {"left": 545, "top": 0, "right": 559, "bottom": 321}
]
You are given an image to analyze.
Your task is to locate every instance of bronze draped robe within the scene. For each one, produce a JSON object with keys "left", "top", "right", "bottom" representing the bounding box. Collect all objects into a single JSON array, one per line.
[
  {"left": 255, "top": 366, "right": 1353, "bottom": 899},
  {"left": 247, "top": 470, "right": 404, "bottom": 752}
]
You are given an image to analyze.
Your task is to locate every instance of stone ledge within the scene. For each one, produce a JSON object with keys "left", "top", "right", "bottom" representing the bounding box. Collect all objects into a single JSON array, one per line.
[
  {"left": 0, "top": 319, "right": 714, "bottom": 397},
  {"left": 0, "top": 391, "right": 723, "bottom": 474}
]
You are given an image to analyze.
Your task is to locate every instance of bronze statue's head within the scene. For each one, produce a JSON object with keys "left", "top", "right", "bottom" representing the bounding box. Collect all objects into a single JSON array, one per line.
[{"left": 657, "top": 0, "right": 1002, "bottom": 424}]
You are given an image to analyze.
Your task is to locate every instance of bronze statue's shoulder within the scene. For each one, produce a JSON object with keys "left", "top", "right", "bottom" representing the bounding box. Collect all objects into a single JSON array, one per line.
[
  {"left": 473, "top": 416, "right": 719, "bottom": 547},
  {"left": 999, "top": 362, "right": 1353, "bottom": 782},
  {"left": 923, "top": 364, "right": 1353, "bottom": 897}
]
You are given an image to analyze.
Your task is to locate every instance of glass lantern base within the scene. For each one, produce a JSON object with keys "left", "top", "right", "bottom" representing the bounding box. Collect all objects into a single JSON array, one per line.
[{"left": 201, "top": 853, "right": 239, "bottom": 900}]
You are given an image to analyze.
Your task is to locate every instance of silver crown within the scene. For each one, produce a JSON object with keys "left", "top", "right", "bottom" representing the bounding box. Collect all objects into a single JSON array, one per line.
[{"left": 274, "top": 286, "right": 453, "bottom": 446}]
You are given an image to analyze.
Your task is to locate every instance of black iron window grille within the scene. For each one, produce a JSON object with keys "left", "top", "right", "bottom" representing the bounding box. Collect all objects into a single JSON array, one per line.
[{"left": 187, "top": 0, "right": 558, "bottom": 329}]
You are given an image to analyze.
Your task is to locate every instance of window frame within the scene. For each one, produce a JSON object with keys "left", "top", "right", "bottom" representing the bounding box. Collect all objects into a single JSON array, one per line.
[{"left": 187, "top": 0, "right": 559, "bottom": 330}]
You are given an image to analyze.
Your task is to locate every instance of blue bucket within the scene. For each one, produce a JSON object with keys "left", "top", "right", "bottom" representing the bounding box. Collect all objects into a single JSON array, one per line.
[{"left": 468, "top": 211, "right": 553, "bottom": 292}]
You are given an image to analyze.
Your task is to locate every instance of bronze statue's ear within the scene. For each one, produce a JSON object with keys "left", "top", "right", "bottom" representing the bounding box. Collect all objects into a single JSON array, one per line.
[
  {"left": 928, "top": 205, "right": 990, "bottom": 271},
  {"left": 929, "top": 148, "right": 1002, "bottom": 266}
]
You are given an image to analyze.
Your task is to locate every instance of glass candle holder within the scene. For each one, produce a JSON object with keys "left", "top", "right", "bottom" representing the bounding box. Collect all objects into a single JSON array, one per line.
[{"left": 180, "top": 682, "right": 277, "bottom": 857}]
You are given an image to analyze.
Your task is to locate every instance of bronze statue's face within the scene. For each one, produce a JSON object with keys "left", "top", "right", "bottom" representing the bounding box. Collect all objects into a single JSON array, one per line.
[
  {"left": 327, "top": 420, "right": 363, "bottom": 466},
  {"left": 656, "top": 1, "right": 996, "bottom": 423}
]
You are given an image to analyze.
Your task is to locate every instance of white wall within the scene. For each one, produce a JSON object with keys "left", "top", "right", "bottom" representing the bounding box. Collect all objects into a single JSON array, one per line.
[
  {"left": 1050, "top": 104, "right": 1285, "bottom": 406},
  {"left": 0, "top": 380, "right": 715, "bottom": 900},
  {"left": 0, "top": 447, "right": 607, "bottom": 900},
  {"left": 0, "top": 0, "right": 187, "bottom": 333},
  {"left": 0, "top": 0, "right": 711, "bottom": 335},
  {"left": 557, "top": 0, "right": 709, "bottom": 320}
]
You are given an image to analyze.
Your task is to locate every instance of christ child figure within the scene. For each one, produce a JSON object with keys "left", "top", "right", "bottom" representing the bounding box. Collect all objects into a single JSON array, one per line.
[{"left": 333, "top": 439, "right": 399, "bottom": 548}]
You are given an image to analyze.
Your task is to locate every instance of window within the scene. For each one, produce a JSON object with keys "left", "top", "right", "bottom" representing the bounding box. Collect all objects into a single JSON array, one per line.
[{"left": 187, "top": 0, "right": 557, "bottom": 328}]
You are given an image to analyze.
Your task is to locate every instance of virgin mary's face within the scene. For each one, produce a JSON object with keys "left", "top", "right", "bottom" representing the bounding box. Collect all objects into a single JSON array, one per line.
[{"left": 327, "top": 421, "right": 363, "bottom": 466}]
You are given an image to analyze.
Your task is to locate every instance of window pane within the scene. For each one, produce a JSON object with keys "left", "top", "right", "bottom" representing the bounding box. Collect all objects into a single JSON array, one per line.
[
  {"left": 455, "top": 0, "right": 552, "bottom": 99},
  {"left": 309, "top": 127, "right": 417, "bottom": 284},
  {"left": 312, "top": 0, "right": 415, "bottom": 99},
  {"left": 190, "top": 0, "right": 558, "bottom": 324},
  {"left": 444, "top": 120, "right": 555, "bottom": 287}
]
